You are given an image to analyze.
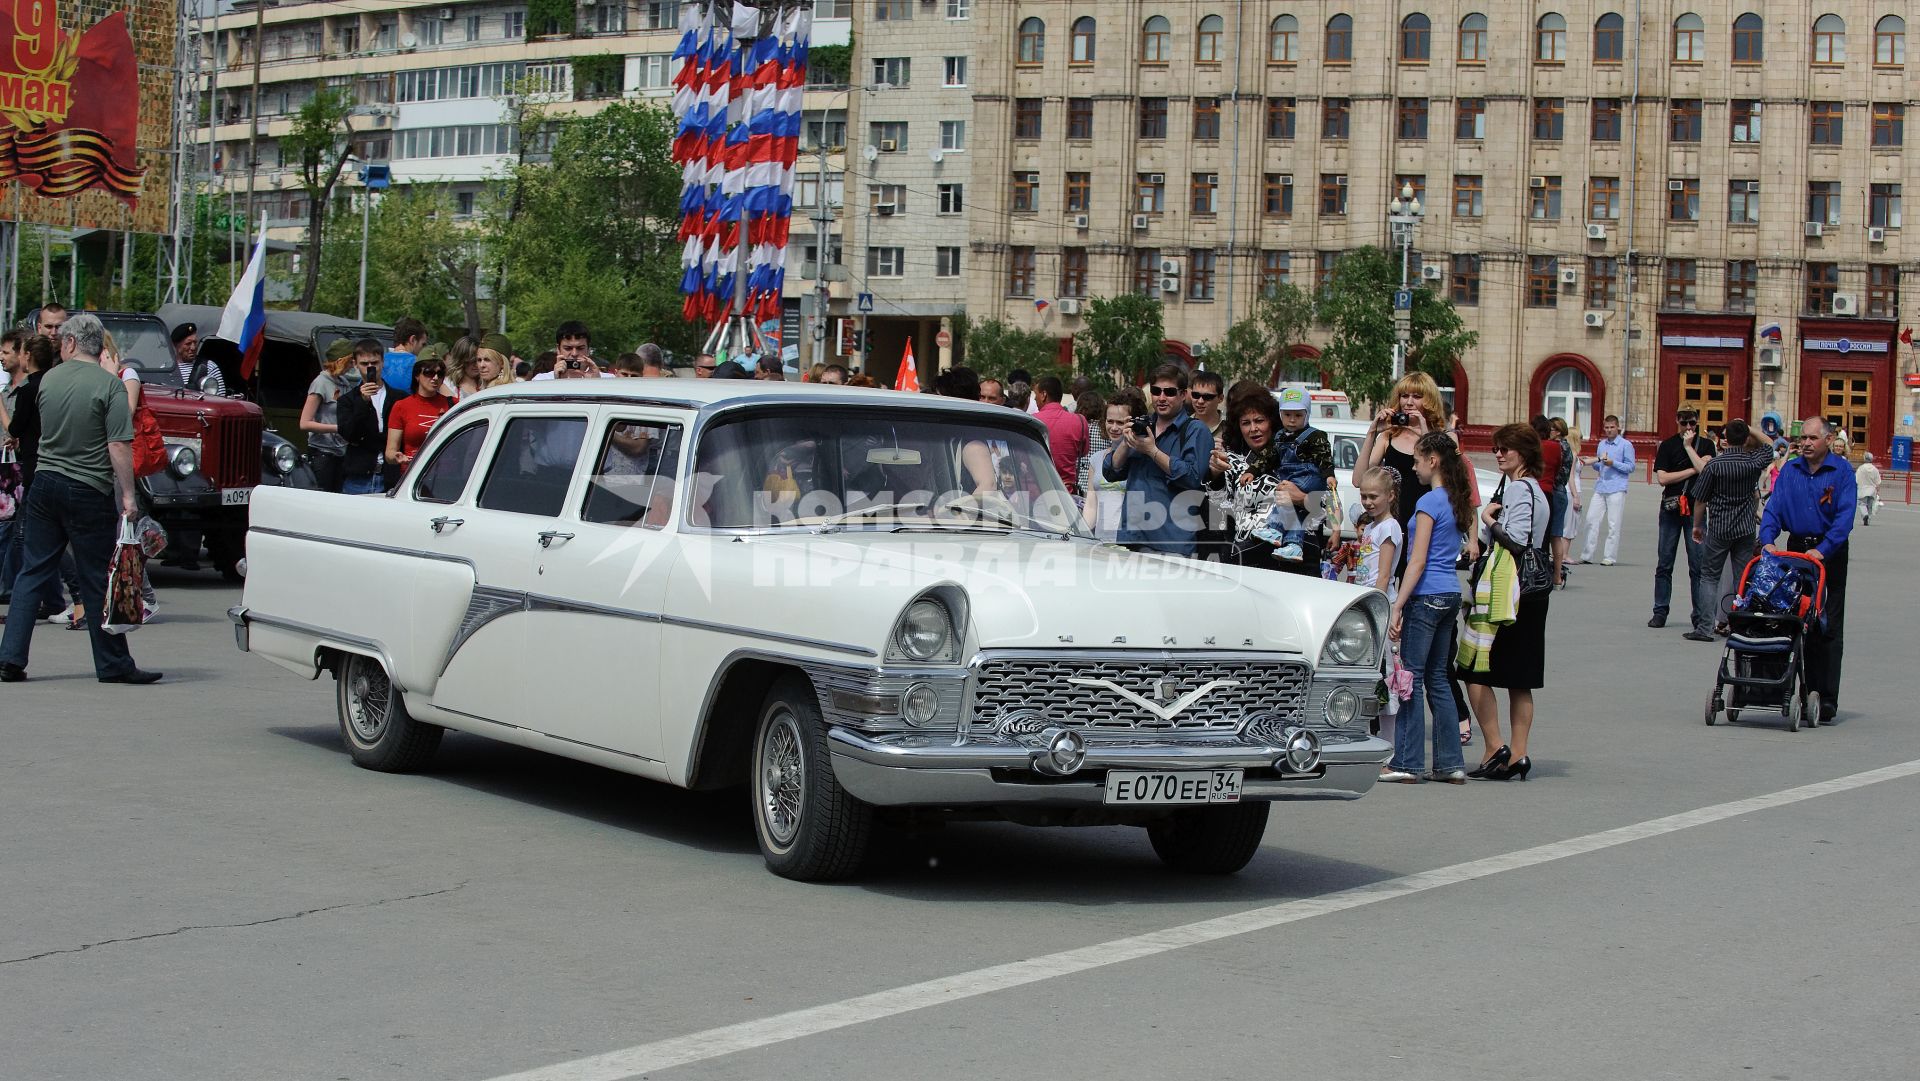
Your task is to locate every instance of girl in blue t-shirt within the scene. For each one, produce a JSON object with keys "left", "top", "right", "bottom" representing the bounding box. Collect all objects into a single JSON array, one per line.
[{"left": 1382, "top": 432, "right": 1479, "bottom": 784}]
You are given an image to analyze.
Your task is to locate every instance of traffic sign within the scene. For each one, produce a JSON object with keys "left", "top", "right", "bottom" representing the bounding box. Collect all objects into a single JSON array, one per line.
[
  {"left": 857, "top": 292, "right": 874, "bottom": 313},
  {"left": 935, "top": 329, "right": 952, "bottom": 350},
  {"left": 1393, "top": 289, "right": 1414, "bottom": 311}
]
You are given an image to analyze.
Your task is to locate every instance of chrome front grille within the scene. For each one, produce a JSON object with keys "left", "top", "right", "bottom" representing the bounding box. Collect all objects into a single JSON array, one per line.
[{"left": 972, "top": 655, "right": 1310, "bottom": 736}]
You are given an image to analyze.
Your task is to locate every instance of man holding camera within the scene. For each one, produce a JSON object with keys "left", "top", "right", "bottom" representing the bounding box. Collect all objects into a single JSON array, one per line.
[
  {"left": 1649, "top": 408, "right": 1715, "bottom": 629},
  {"left": 1102, "top": 364, "right": 1213, "bottom": 556}
]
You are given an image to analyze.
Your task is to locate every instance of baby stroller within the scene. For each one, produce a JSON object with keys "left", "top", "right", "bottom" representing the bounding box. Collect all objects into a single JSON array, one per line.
[{"left": 1705, "top": 550, "right": 1828, "bottom": 732}]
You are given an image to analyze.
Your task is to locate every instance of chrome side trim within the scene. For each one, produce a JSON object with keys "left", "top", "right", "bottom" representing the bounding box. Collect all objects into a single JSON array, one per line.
[
  {"left": 661, "top": 613, "right": 876, "bottom": 658},
  {"left": 240, "top": 610, "right": 405, "bottom": 691},
  {"left": 249, "top": 526, "right": 478, "bottom": 571},
  {"left": 430, "top": 704, "right": 664, "bottom": 764},
  {"left": 440, "top": 587, "right": 526, "bottom": 674}
]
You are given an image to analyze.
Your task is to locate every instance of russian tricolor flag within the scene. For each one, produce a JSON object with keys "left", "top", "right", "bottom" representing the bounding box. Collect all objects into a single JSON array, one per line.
[{"left": 217, "top": 224, "right": 268, "bottom": 382}]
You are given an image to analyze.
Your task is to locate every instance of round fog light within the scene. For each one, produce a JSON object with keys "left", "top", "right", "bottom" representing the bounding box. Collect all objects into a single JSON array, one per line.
[
  {"left": 1047, "top": 729, "right": 1087, "bottom": 775},
  {"left": 901, "top": 682, "right": 941, "bottom": 727},
  {"left": 1325, "top": 686, "right": 1360, "bottom": 727},
  {"left": 1284, "top": 729, "right": 1322, "bottom": 773}
]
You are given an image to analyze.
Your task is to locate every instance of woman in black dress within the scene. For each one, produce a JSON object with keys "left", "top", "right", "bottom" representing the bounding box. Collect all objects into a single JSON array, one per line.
[{"left": 1460, "top": 423, "right": 1551, "bottom": 781}]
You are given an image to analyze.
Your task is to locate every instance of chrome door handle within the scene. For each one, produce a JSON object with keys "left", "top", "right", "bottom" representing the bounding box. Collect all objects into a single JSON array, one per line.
[
  {"left": 430, "top": 516, "right": 464, "bottom": 534},
  {"left": 537, "top": 531, "right": 575, "bottom": 548}
]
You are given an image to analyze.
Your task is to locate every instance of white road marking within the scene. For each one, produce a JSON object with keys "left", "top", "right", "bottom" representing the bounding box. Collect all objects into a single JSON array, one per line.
[{"left": 481, "top": 758, "right": 1920, "bottom": 1081}]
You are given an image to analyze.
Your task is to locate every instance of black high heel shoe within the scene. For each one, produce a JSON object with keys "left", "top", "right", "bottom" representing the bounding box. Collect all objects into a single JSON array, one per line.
[
  {"left": 1467, "top": 745, "right": 1510, "bottom": 779},
  {"left": 1489, "top": 755, "right": 1532, "bottom": 782}
]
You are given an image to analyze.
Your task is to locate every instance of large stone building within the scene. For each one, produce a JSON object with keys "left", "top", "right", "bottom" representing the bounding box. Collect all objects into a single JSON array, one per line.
[{"left": 963, "top": 2, "right": 1920, "bottom": 451}]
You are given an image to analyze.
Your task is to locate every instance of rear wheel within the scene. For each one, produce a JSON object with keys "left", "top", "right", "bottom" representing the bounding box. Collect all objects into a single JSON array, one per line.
[
  {"left": 1721, "top": 682, "right": 1741, "bottom": 724},
  {"left": 336, "top": 652, "right": 442, "bottom": 771},
  {"left": 1784, "top": 676, "right": 1804, "bottom": 732},
  {"left": 1704, "top": 686, "right": 1719, "bottom": 726},
  {"left": 1805, "top": 691, "right": 1824, "bottom": 728},
  {"left": 751, "top": 677, "right": 873, "bottom": 881},
  {"left": 1148, "top": 802, "right": 1271, "bottom": 874}
]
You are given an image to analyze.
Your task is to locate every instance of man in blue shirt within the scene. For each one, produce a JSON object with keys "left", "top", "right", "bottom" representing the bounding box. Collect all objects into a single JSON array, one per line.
[
  {"left": 1103, "top": 364, "right": 1214, "bottom": 556},
  {"left": 381, "top": 316, "right": 428, "bottom": 396},
  {"left": 1576, "top": 414, "right": 1635, "bottom": 565},
  {"left": 1758, "top": 417, "right": 1855, "bottom": 724}
]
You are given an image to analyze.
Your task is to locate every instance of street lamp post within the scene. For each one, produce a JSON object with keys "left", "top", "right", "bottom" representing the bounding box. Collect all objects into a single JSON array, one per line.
[
  {"left": 356, "top": 163, "right": 390, "bottom": 321},
  {"left": 1387, "top": 181, "right": 1424, "bottom": 382}
]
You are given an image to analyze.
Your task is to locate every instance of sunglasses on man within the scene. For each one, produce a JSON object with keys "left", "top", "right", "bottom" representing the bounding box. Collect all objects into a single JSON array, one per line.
[{"left": 1149, "top": 386, "right": 1182, "bottom": 397}]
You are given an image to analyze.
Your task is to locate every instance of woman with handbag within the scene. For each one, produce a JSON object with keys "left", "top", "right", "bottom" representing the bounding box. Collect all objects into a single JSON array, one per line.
[{"left": 1462, "top": 423, "right": 1553, "bottom": 781}]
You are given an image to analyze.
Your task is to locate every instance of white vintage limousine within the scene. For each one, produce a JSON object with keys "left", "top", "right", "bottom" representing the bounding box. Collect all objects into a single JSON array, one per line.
[{"left": 232, "top": 381, "right": 1393, "bottom": 880}]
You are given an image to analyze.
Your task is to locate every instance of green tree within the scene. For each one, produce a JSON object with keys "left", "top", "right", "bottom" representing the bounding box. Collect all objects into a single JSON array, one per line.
[
  {"left": 1196, "top": 282, "right": 1318, "bottom": 388},
  {"left": 1317, "top": 246, "right": 1477, "bottom": 407},
  {"left": 313, "top": 186, "right": 481, "bottom": 334},
  {"left": 281, "top": 85, "right": 356, "bottom": 310},
  {"left": 1073, "top": 293, "right": 1165, "bottom": 388},
  {"left": 955, "top": 313, "right": 1059, "bottom": 384}
]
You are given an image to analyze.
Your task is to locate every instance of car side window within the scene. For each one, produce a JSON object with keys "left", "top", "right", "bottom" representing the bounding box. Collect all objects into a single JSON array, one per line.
[
  {"left": 412, "top": 421, "right": 490, "bottom": 504},
  {"left": 476, "top": 416, "right": 588, "bottom": 517},
  {"left": 581, "top": 419, "right": 682, "bottom": 528}
]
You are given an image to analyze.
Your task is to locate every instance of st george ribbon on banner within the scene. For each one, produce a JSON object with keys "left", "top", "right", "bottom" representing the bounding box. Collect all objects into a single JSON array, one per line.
[{"left": 670, "top": 0, "right": 810, "bottom": 329}]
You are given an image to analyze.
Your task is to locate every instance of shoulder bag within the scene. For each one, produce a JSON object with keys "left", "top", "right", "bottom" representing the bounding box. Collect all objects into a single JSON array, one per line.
[{"left": 1490, "top": 477, "right": 1554, "bottom": 595}]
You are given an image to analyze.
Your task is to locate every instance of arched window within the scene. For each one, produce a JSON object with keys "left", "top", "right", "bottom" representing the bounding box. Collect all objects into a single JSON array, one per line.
[
  {"left": 1141, "top": 15, "right": 1171, "bottom": 62},
  {"left": 1401, "top": 13, "right": 1431, "bottom": 61},
  {"left": 1326, "top": 13, "right": 1352, "bottom": 63},
  {"left": 1071, "top": 16, "right": 1096, "bottom": 63},
  {"left": 1543, "top": 366, "right": 1594, "bottom": 440},
  {"left": 1196, "top": 14, "right": 1224, "bottom": 62},
  {"left": 1812, "top": 14, "right": 1846, "bottom": 64},
  {"left": 1673, "top": 13, "right": 1705, "bottom": 61},
  {"left": 1593, "top": 13, "right": 1624, "bottom": 61},
  {"left": 1536, "top": 13, "right": 1568, "bottom": 62},
  {"left": 1875, "top": 15, "right": 1905, "bottom": 65},
  {"left": 1458, "top": 13, "right": 1488, "bottom": 62},
  {"left": 1017, "top": 17, "right": 1045, "bottom": 63},
  {"left": 1269, "top": 14, "right": 1298, "bottom": 62},
  {"left": 1732, "top": 13, "right": 1764, "bottom": 63}
]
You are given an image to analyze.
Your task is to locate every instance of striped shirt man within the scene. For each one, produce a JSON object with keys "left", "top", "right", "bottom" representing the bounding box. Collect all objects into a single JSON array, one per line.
[{"left": 1690, "top": 444, "right": 1772, "bottom": 546}]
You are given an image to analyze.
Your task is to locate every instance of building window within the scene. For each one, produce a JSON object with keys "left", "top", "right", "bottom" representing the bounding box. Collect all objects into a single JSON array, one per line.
[
  {"left": 1875, "top": 15, "right": 1905, "bottom": 65},
  {"left": 1326, "top": 14, "right": 1353, "bottom": 63},
  {"left": 795, "top": 171, "right": 844, "bottom": 208},
  {"left": 1594, "top": 12, "right": 1624, "bottom": 61},
  {"left": 1866, "top": 264, "right": 1900, "bottom": 317},
  {"left": 1007, "top": 247, "right": 1035, "bottom": 296},
  {"left": 1589, "top": 176, "right": 1620, "bottom": 219},
  {"left": 1733, "top": 13, "right": 1764, "bottom": 62},
  {"left": 1673, "top": 13, "right": 1705, "bottom": 61},
  {"left": 871, "top": 57, "right": 910, "bottom": 87},
  {"left": 868, "top": 184, "right": 906, "bottom": 213},
  {"left": 936, "top": 246, "right": 962, "bottom": 277},
  {"left": 1395, "top": 175, "right": 1427, "bottom": 206},
  {"left": 1456, "top": 98, "right": 1486, "bottom": 140},
  {"left": 1542, "top": 367, "right": 1594, "bottom": 438},
  {"left": 1064, "top": 172, "right": 1090, "bottom": 213},
  {"left": 1061, "top": 247, "right": 1088, "bottom": 297},
  {"left": 1728, "top": 181, "right": 1760, "bottom": 224},
  {"left": 1187, "top": 249, "right": 1216, "bottom": 300},
  {"left": 1873, "top": 103, "right": 1905, "bottom": 146},
  {"left": 1320, "top": 173, "right": 1347, "bottom": 216},
  {"left": 1537, "top": 12, "right": 1567, "bottom": 62},
  {"left": 1136, "top": 173, "right": 1165, "bottom": 212},
  {"left": 1450, "top": 253, "right": 1481, "bottom": 304},
  {"left": 1592, "top": 98, "right": 1622, "bottom": 141},
  {"left": 869, "top": 121, "right": 909, "bottom": 150},
  {"left": 1668, "top": 178, "right": 1700, "bottom": 221},
  {"left": 1011, "top": 172, "right": 1039, "bottom": 213},
  {"left": 867, "top": 246, "right": 905, "bottom": 278},
  {"left": 1316, "top": 251, "right": 1339, "bottom": 296},
  {"left": 1664, "top": 259, "right": 1698, "bottom": 309},
  {"left": 1266, "top": 97, "right": 1296, "bottom": 139},
  {"left": 1670, "top": 99, "right": 1702, "bottom": 142},
  {"left": 1269, "top": 15, "right": 1298, "bottom": 62},
  {"left": 1870, "top": 183, "right": 1903, "bottom": 228},
  {"left": 938, "top": 183, "right": 964, "bottom": 214},
  {"left": 1017, "top": 17, "right": 1045, "bottom": 63},
  {"left": 1533, "top": 98, "right": 1564, "bottom": 140},
  {"left": 1808, "top": 181, "right": 1841, "bottom": 225},
  {"left": 1725, "top": 260, "right": 1758, "bottom": 311},
  {"left": 1401, "top": 13, "right": 1431, "bottom": 61},
  {"left": 939, "top": 121, "right": 965, "bottom": 150},
  {"left": 1453, "top": 174, "right": 1483, "bottom": 218},
  {"left": 1530, "top": 176, "right": 1562, "bottom": 220},
  {"left": 1812, "top": 14, "right": 1845, "bottom": 64},
  {"left": 1731, "top": 99, "right": 1761, "bottom": 142},
  {"left": 1263, "top": 173, "right": 1294, "bottom": 217},
  {"left": 1810, "top": 101, "right": 1844, "bottom": 145},
  {"left": 1191, "top": 173, "right": 1219, "bottom": 215},
  {"left": 874, "top": 0, "right": 911, "bottom": 20},
  {"left": 1528, "top": 256, "right": 1559, "bottom": 306},
  {"left": 1323, "top": 98, "right": 1350, "bottom": 139},
  {"left": 1586, "top": 256, "right": 1617, "bottom": 307},
  {"left": 1396, "top": 98, "right": 1429, "bottom": 141},
  {"left": 1142, "top": 15, "right": 1171, "bottom": 62},
  {"left": 1196, "top": 14, "right": 1224, "bottom": 62},
  {"left": 1071, "top": 16, "right": 1096, "bottom": 63},
  {"left": 943, "top": 56, "right": 967, "bottom": 86},
  {"left": 945, "top": 0, "right": 969, "bottom": 19},
  {"left": 1260, "top": 250, "right": 1292, "bottom": 295},
  {"left": 1013, "top": 98, "right": 1042, "bottom": 139},
  {"left": 1133, "top": 249, "right": 1161, "bottom": 296},
  {"left": 1193, "top": 97, "right": 1221, "bottom": 140},
  {"left": 1067, "top": 98, "right": 1094, "bottom": 139},
  {"left": 1458, "top": 13, "right": 1488, "bottom": 62},
  {"left": 1805, "top": 262, "right": 1839, "bottom": 312},
  {"left": 644, "top": 2, "right": 682, "bottom": 29},
  {"left": 1139, "top": 97, "right": 1168, "bottom": 138}
]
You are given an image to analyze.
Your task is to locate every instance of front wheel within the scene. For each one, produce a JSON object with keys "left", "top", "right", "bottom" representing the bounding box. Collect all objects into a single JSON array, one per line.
[
  {"left": 1147, "top": 802, "right": 1271, "bottom": 874},
  {"left": 751, "top": 677, "right": 872, "bottom": 881},
  {"left": 336, "top": 652, "right": 442, "bottom": 772}
]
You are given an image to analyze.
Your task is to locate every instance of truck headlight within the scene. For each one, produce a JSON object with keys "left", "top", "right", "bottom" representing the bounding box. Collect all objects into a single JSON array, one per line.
[
  {"left": 167, "top": 444, "right": 199, "bottom": 479},
  {"left": 891, "top": 598, "right": 956, "bottom": 662},
  {"left": 270, "top": 442, "right": 298, "bottom": 475},
  {"left": 1321, "top": 606, "right": 1378, "bottom": 667}
]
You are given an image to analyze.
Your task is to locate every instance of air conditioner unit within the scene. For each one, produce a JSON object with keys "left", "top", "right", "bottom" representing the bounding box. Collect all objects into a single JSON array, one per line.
[
  {"left": 1147, "top": 173, "right": 1166, "bottom": 185},
  {"left": 1057, "top": 298, "right": 1081, "bottom": 315},
  {"left": 1804, "top": 221, "right": 1824, "bottom": 237},
  {"left": 1868, "top": 226, "right": 1886, "bottom": 243},
  {"left": 1831, "top": 293, "right": 1858, "bottom": 315},
  {"left": 876, "top": 203, "right": 896, "bottom": 216},
  {"left": 1667, "top": 179, "right": 1686, "bottom": 191},
  {"left": 1584, "top": 311, "right": 1608, "bottom": 328},
  {"left": 1745, "top": 181, "right": 1760, "bottom": 193},
  {"left": 1756, "top": 346, "right": 1783, "bottom": 370},
  {"left": 879, "top": 139, "right": 902, "bottom": 153},
  {"left": 1159, "top": 275, "right": 1181, "bottom": 294},
  {"left": 1159, "top": 257, "right": 1181, "bottom": 275},
  {"left": 1132, "top": 213, "right": 1150, "bottom": 230},
  {"left": 1586, "top": 223, "right": 1607, "bottom": 240},
  {"left": 1279, "top": 175, "right": 1293, "bottom": 185},
  {"left": 1529, "top": 176, "right": 1547, "bottom": 188},
  {"left": 1559, "top": 267, "right": 1578, "bottom": 285},
  {"left": 1421, "top": 264, "right": 1443, "bottom": 281},
  {"left": 1073, "top": 214, "right": 1090, "bottom": 230},
  {"left": 1335, "top": 174, "right": 1349, "bottom": 186},
  {"left": 372, "top": 114, "right": 390, "bottom": 128}
]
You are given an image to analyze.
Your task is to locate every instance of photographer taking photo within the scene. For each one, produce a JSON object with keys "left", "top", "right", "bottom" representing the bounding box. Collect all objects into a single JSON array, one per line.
[{"left": 1102, "top": 364, "right": 1213, "bottom": 557}]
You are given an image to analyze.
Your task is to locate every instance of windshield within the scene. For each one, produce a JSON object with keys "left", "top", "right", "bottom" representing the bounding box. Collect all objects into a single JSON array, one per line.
[
  {"left": 96, "top": 315, "right": 183, "bottom": 386},
  {"left": 690, "top": 408, "right": 1088, "bottom": 537}
]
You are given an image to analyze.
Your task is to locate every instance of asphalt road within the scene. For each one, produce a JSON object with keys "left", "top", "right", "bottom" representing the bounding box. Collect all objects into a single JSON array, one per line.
[{"left": 3, "top": 484, "right": 1915, "bottom": 1081}]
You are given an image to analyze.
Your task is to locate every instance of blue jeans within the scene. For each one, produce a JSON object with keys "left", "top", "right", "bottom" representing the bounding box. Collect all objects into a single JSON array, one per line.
[
  {"left": 1392, "top": 591, "right": 1465, "bottom": 774},
  {"left": 341, "top": 471, "right": 385, "bottom": 495},
  {"left": 0, "top": 472, "right": 137, "bottom": 677},
  {"left": 1653, "top": 506, "right": 1703, "bottom": 621},
  {"left": 0, "top": 517, "right": 15, "bottom": 598}
]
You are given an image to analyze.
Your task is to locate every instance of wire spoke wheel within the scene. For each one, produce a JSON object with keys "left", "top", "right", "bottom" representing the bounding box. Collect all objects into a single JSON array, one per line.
[
  {"left": 759, "top": 709, "right": 806, "bottom": 848},
  {"left": 346, "top": 659, "right": 392, "bottom": 745}
]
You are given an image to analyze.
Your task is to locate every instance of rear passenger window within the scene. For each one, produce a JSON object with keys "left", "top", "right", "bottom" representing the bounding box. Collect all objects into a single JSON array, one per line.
[
  {"left": 477, "top": 416, "right": 588, "bottom": 517},
  {"left": 412, "top": 422, "right": 489, "bottom": 504},
  {"left": 582, "top": 420, "right": 682, "bottom": 528}
]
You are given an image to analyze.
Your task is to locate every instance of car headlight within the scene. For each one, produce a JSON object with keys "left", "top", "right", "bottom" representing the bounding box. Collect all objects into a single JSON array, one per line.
[
  {"left": 271, "top": 442, "right": 298, "bottom": 475},
  {"left": 1325, "top": 686, "right": 1361, "bottom": 727},
  {"left": 892, "top": 598, "right": 955, "bottom": 662},
  {"left": 901, "top": 682, "right": 941, "bottom": 727},
  {"left": 167, "top": 444, "right": 199, "bottom": 479},
  {"left": 1321, "top": 606, "right": 1378, "bottom": 667}
]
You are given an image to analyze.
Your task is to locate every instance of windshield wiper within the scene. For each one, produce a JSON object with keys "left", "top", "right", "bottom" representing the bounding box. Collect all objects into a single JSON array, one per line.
[{"left": 813, "top": 500, "right": 930, "bottom": 533}]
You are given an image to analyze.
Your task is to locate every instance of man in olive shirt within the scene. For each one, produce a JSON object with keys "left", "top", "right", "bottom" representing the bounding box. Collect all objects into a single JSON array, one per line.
[{"left": 0, "top": 313, "right": 160, "bottom": 683}]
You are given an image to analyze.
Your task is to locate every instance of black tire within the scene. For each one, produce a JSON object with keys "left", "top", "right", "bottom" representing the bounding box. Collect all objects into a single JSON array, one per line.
[
  {"left": 1784, "top": 675, "right": 1804, "bottom": 732},
  {"left": 751, "top": 676, "right": 873, "bottom": 881},
  {"left": 336, "top": 652, "right": 442, "bottom": 772},
  {"left": 1147, "top": 802, "right": 1272, "bottom": 874},
  {"left": 207, "top": 528, "right": 246, "bottom": 582},
  {"left": 1704, "top": 687, "right": 1719, "bottom": 726},
  {"left": 1805, "top": 691, "right": 1823, "bottom": 729}
]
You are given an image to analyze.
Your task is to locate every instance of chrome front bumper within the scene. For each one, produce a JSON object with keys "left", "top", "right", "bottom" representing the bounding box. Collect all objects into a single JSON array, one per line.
[{"left": 827, "top": 727, "right": 1392, "bottom": 807}]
